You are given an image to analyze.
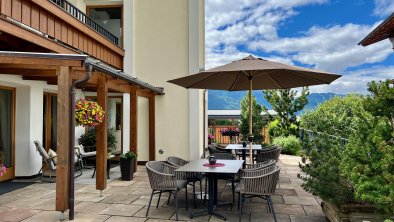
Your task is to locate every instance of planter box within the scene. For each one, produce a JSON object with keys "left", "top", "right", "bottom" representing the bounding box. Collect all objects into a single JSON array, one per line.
[
  {"left": 322, "top": 201, "right": 393, "bottom": 222},
  {"left": 119, "top": 158, "right": 136, "bottom": 181}
]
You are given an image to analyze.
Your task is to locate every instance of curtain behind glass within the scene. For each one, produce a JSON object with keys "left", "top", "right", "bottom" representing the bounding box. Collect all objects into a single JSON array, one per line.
[
  {"left": 0, "top": 89, "right": 12, "bottom": 167},
  {"left": 51, "top": 96, "right": 57, "bottom": 150}
]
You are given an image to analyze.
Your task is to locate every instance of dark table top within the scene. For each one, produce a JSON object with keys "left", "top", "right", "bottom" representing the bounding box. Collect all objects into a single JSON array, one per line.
[{"left": 175, "top": 159, "right": 244, "bottom": 174}]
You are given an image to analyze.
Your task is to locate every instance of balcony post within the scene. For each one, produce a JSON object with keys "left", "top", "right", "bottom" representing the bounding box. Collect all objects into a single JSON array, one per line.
[{"left": 96, "top": 74, "right": 108, "bottom": 191}]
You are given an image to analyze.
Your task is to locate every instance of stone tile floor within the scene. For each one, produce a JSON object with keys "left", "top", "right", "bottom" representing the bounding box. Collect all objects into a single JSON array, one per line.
[{"left": 0, "top": 155, "right": 328, "bottom": 222}]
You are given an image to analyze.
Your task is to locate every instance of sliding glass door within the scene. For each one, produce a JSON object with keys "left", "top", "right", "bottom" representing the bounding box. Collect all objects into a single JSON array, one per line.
[
  {"left": 43, "top": 93, "right": 57, "bottom": 151},
  {"left": 0, "top": 87, "right": 15, "bottom": 182}
]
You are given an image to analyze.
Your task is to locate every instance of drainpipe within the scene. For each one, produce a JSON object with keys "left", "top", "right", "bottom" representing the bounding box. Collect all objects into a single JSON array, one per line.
[
  {"left": 203, "top": 89, "right": 207, "bottom": 158},
  {"left": 68, "top": 63, "right": 92, "bottom": 220}
]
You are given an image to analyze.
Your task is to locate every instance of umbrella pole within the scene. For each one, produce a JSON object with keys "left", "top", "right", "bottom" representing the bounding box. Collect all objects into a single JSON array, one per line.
[{"left": 248, "top": 78, "right": 253, "bottom": 164}]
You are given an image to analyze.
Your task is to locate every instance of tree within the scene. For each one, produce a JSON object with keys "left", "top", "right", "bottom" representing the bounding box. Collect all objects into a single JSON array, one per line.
[
  {"left": 240, "top": 92, "right": 267, "bottom": 143},
  {"left": 264, "top": 87, "right": 309, "bottom": 137},
  {"left": 342, "top": 80, "right": 394, "bottom": 213},
  {"left": 299, "top": 94, "right": 369, "bottom": 206}
]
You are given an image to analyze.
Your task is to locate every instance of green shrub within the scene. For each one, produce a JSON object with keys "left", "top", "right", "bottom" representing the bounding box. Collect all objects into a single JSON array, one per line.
[
  {"left": 272, "top": 135, "right": 301, "bottom": 155},
  {"left": 120, "top": 151, "right": 137, "bottom": 159},
  {"left": 78, "top": 128, "right": 117, "bottom": 153},
  {"left": 268, "top": 120, "right": 297, "bottom": 142}
]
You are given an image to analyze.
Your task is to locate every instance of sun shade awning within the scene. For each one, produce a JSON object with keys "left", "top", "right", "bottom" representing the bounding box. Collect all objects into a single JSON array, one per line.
[
  {"left": 0, "top": 51, "right": 164, "bottom": 95},
  {"left": 359, "top": 12, "right": 394, "bottom": 46}
]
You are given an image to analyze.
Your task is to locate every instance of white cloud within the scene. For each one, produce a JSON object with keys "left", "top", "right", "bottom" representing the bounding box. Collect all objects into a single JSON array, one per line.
[
  {"left": 309, "top": 66, "right": 394, "bottom": 94},
  {"left": 373, "top": 0, "right": 394, "bottom": 16},
  {"left": 205, "top": 1, "right": 394, "bottom": 94}
]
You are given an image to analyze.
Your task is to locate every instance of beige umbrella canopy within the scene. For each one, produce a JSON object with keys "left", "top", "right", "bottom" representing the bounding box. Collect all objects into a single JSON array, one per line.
[{"left": 168, "top": 55, "right": 341, "bottom": 163}]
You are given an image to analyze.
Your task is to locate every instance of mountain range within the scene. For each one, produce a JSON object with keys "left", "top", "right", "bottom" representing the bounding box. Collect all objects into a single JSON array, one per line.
[{"left": 208, "top": 90, "right": 342, "bottom": 112}]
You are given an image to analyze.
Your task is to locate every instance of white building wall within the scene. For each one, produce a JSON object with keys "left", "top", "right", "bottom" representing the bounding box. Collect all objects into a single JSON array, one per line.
[
  {"left": 1, "top": 76, "right": 45, "bottom": 177},
  {"left": 137, "top": 97, "right": 149, "bottom": 161},
  {"left": 133, "top": 0, "right": 205, "bottom": 161},
  {"left": 122, "top": 93, "right": 130, "bottom": 153}
]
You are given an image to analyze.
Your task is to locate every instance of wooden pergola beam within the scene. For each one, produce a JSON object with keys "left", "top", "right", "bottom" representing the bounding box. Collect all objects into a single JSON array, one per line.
[
  {"left": 0, "top": 68, "right": 57, "bottom": 76},
  {"left": 96, "top": 74, "right": 108, "bottom": 190},
  {"left": 0, "top": 55, "right": 83, "bottom": 67},
  {"left": 130, "top": 87, "right": 138, "bottom": 170},
  {"left": 56, "top": 66, "right": 71, "bottom": 211},
  {"left": 149, "top": 94, "right": 156, "bottom": 161}
]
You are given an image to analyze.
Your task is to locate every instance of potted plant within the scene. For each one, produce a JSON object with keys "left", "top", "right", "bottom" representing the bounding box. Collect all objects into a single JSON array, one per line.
[
  {"left": 78, "top": 128, "right": 117, "bottom": 153},
  {"left": 119, "top": 151, "right": 137, "bottom": 181},
  {"left": 208, "top": 134, "right": 215, "bottom": 144}
]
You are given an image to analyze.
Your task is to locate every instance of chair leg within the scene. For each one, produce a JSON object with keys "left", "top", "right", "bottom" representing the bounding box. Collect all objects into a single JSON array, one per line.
[
  {"left": 167, "top": 192, "right": 171, "bottom": 205},
  {"left": 193, "top": 182, "right": 196, "bottom": 208},
  {"left": 268, "top": 196, "right": 277, "bottom": 222},
  {"left": 199, "top": 179, "right": 203, "bottom": 203},
  {"left": 232, "top": 178, "right": 235, "bottom": 206},
  {"left": 146, "top": 190, "right": 154, "bottom": 217},
  {"left": 185, "top": 186, "right": 189, "bottom": 210},
  {"left": 203, "top": 177, "right": 208, "bottom": 204},
  {"left": 175, "top": 191, "right": 179, "bottom": 221},
  {"left": 239, "top": 193, "right": 243, "bottom": 222},
  {"left": 156, "top": 191, "right": 162, "bottom": 208}
]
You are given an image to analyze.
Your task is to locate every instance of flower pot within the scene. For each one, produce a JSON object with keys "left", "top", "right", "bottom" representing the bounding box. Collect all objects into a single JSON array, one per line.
[
  {"left": 321, "top": 200, "right": 393, "bottom": 222},
  {"left": 209, "top": 156, "right": 217, "bottom": 165},
  {"left": 120, "top": 158, "right": 135, "bottom": 181}
]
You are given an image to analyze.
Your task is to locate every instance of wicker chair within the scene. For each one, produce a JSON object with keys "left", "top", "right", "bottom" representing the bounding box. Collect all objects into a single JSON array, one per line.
[
  {"left": 167, "top": 156, "right": 205, "bottom": 208},
  {"left": 146, "top": 161, "right": 188, "bottom": 221},
  {"left": 34, "top": 140, "right": 82, "bottom": 182},
  {"left": 256, "top": 146, "right": 282, "bottom": 163},
  {"left": 243, "top": 159, "right": 276, "bottom": 170},
  {"left": 236, "top": 165, "right": 281, "bottom": 222},
  {"left": 208, "top": 144, "right": 231, "bottom": 155}
]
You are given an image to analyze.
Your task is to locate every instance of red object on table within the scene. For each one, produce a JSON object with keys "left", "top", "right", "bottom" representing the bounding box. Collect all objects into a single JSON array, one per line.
[{"left": 203, "top": 163, "right": 225, "bottom": 167}]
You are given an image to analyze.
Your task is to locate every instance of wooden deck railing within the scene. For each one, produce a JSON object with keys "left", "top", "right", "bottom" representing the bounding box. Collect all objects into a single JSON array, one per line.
[
  {"left": 0, "top": 0, "right": 124, "bottom": 69},
  {"left": 208, "top": 125, "right": 269, "bottom": 145}
]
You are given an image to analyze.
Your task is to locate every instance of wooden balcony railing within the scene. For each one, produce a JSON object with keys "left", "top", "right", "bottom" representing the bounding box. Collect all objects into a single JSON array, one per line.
[
  {"left": 0, "top": 0, "right": 124, "bottom": 69},
  {"left": 208, "top": 125, "right": 269, "bottom": 145},
  {"left": 49, "top": 0, "right": 119, "bottom": 46}
]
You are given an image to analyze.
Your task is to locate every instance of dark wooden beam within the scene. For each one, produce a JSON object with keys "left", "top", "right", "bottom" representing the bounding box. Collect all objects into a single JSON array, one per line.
[
  {"left": 130, "top": 87, "right": 138, "bottom": 171},
  {"left": 0, "top": 68, "right": 57, "bottom": 76},
  {"left": 96, "top": 74, "right": 108, "bottom": 190},
  {"left": 0, "top": 56, "right": 83, "bottom": 67},
  {"left": 56, "top": 66, "right": 71, "bottom": 211},
  {"left": 149, "top": 94, "right": 155, "bottom": 161}
]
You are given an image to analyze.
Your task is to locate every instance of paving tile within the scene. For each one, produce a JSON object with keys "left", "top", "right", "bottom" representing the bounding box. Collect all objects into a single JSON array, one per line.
[
  {"left": 272, "top": 204, "right": 306, "bottom": 215},
  {"left": 99, "top": 204, "right": 143, "bottom": 216},
  {"left": 20, "top": 210, "right": 63, "bottom": 222},
  {"left": 107, "top": 179, "right": 136, "bottom": 187},
  {"left": 100, "top": 194, "right": 139, "bottom": 204},
  {"left": 132, "top": 196, "right": 168, "bottom": 207},
  {"left": 134, "top": 206, "right": 175, "bottom": 220},
  {"left": 209, "top": 211, "right": 249, "bottom": 222},
  {"left": 290, "top": 215, "right": 328, "bottom": 222},
  {"left": 8, "top": 197, "right": 49, "bottom": 208},
  {"left": 250, "top": 212, "right": 291, "bottom": 222},
  {"left": 0, "top": 208, "right": 42, "bottom": 222},
  {"left": 75, "top": 193, "right": 107, "bottom": 202},
  {"left": 283, "top": 196, "right": 319, "bottom": 206},
  {"left": 74, "top": 202, "right": 110, "bottom": 215},
  {"left": 105, "top": 216, "right": 147, "bottom": 222},
  {"left": 0, "top": 206, "right": 11, "bottom": 213},
  {"left": 72, "top": 213, "right": 110, "bottom": 222},
  {"left": 303, "top": 205, "right": 325, "bottom": 217},
  {"left": 289, "top": 178, "right": 304, "bottom": 185},
  {"left": 275, "top": 189, "right": 297, "bottom": 196},
  {"left": 102, "top": 186, "right": 134, "bottom": 195}
]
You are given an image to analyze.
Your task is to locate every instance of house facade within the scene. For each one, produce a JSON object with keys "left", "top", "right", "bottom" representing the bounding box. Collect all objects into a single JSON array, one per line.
[{"left": 0, "top": 0, "right": 205, "bottom": 212}]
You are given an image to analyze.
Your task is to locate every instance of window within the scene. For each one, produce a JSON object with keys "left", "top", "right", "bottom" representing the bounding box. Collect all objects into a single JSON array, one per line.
[{"left": 88, "top": 6, "right": 123, "bottom": 47}]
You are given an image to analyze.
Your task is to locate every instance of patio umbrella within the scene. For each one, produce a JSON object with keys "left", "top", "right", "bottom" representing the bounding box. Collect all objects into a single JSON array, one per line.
[{"left": 168, "top": 55, "right": 341, "bottom": 163}]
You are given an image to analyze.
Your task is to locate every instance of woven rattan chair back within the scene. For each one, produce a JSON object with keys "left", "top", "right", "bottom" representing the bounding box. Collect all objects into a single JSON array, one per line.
[
  {"left": 256, "top": 147, "right": 281, "bottom": 163},
  {"left": 240, "top": 165, "right": 280, "bottom": 196},
  {"left": 146, "top": 161, "right": 177, "bottom": 191}
]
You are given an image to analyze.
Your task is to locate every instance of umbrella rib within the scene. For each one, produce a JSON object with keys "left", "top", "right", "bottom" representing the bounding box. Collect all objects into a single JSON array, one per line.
[
  {"left": 185, "top": 72, "right": 217, "bottom": 88},
  {"left": 229, "top": 73, "right": 241, "bottom": 90},
  {"left": 265, "top": 71, "right": 283, "bottom": 88}
]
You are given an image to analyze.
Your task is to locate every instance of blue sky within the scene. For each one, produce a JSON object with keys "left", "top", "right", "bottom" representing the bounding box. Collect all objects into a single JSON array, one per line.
[{"left": 205, "top": 0, "right": 394, "bottom": 94}]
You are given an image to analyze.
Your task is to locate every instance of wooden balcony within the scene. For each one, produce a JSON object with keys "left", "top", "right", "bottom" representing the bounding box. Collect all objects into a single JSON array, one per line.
[{"left": 0, "top": 0, "right": 124, "bottom": 69}]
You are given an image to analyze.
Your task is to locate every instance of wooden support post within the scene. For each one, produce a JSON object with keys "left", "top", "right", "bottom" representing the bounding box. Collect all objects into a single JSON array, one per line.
[
  {"left": 149, "top": 94, "right": 155, "bottom": 161},
  {"left": 130, "top": 87, "right": 137, "bottom": 170},
  {"left": 56, "top": 66, "right": 71, "bottom": 211},
  {"left": 96, "top": 75, "right": 108, "bottom": 190}
]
